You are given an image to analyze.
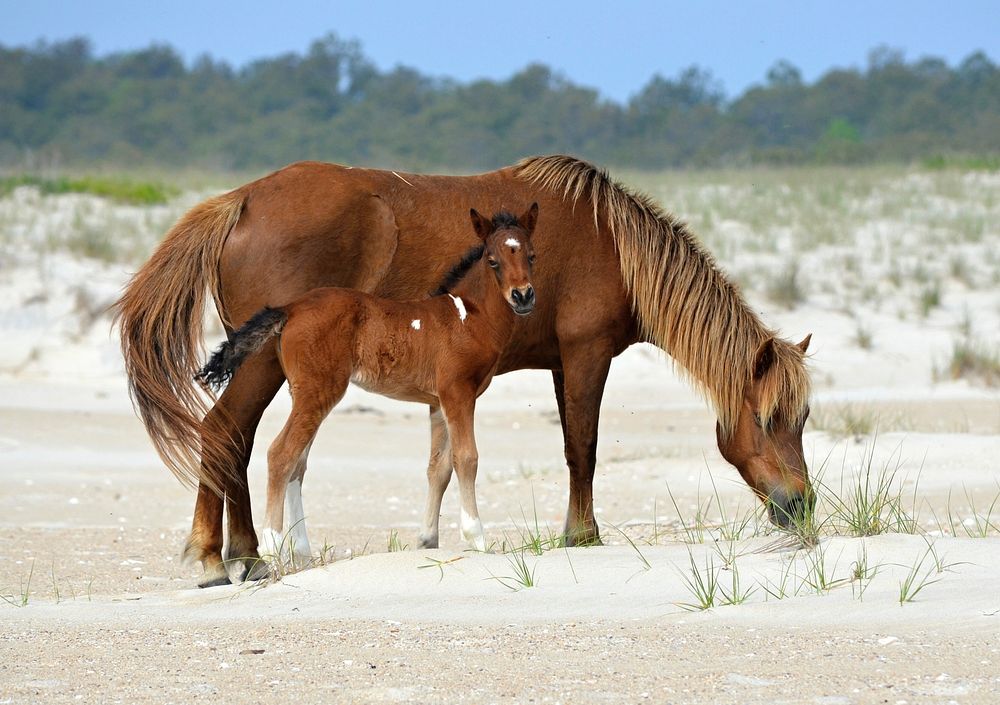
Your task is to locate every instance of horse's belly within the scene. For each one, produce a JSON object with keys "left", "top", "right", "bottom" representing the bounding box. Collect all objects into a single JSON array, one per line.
[{"left": 350, "top": 368, "right": 437, "bottom": 406}]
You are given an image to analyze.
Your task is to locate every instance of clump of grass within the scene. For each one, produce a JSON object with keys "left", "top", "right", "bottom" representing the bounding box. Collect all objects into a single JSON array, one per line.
[
  {"left": 941, "top": 488, "right": 1000, "bottom": 537},
  {"left": 387, "top": 530, "right": 408, "bottom": 553},
  {"left": 853, "top": 321, "right": 874, "bottom": 350},
  {"left": 824, "top": 440, "right": 920, "bottom": 537},
  {"left": 0, "top": 561, "right": 35, "bottom": 607},
  {"left": 678, "top": 547, "right": 754, "bottom": 610},
  {"left": 800, "top": 543, "right": 848, "bottom": 595},
  {"left": 940, "top": 335, "right": 1000, "bottom": 386},
  {"left": 487, "top": 550, "right": 537, "bottom": 591},
  {"left": 759, "top": 557, "right": 798, "bottom": 601},
  {"left": 676, "top": 550, "right": 720, "bottom": 611},
  {"left": 897, "top": 551, "right": 940, "bottom": 605},
  {"left": 765, "top": 258, "right": 806, "bottom": 309},
  {"left": 809, "top": 404, "right": 878, "bottom": 440},
  {"left": 918, "top": 280, "right": 942, "bottom": 317},
  {"left": 849, "top": 543, "right": 880, "bottom": 601},
  {"left": 0, "top": 174, "right": 179, "bottom": 205}
]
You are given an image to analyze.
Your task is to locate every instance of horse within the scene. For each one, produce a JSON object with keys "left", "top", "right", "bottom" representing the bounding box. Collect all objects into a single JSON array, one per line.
[
  {"left": 196, "top": 205, "right": 539, "bottom": 560},
  {"left": 116, "top": 155, "right": 813, "bottom": 588}
]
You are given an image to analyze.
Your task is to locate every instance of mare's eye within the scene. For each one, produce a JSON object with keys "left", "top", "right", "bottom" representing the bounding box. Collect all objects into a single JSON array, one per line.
[
  {"left": 752, "top": 413, "right": 762, "bottom": 427},
  {"left": 488, "top": 258, "right": 499, "bottom": 269}
]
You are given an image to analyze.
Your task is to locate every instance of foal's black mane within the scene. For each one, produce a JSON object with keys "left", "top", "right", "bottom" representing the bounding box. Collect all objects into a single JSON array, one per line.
[
  {"left": 431, "top": 210, "right": 521, "bottom": 296},
  {"left": 431, "top": 244, "right": 485, "bottom": 296}
]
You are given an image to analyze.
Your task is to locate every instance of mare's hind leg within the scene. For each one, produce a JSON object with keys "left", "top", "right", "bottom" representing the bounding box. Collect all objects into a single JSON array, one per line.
[
  {"left": 186, "top": 347, "right": 285, "bottom": 588},
  {"left": 556, "top": 339, "right": 614, "bottom": 546},
  {"left": 418, "top": 405, "right": 453, "bottom": 549},
  {"left": 439, "top": 388, "right": 486, "bottom": 551}
]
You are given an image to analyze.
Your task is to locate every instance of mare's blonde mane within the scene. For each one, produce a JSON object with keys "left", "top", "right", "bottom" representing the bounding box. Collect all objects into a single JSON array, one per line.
[{"left": 514, "top": 155, "right": 810, "bottom": 435}]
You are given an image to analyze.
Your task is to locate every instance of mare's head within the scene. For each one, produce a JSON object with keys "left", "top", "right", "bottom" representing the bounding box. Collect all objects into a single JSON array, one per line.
[
  {"left": 469, "top": 203, "right": 538, "bottom": 316},
  {"left": 715, "top": 334, "right": 814, "bottom": 528}
]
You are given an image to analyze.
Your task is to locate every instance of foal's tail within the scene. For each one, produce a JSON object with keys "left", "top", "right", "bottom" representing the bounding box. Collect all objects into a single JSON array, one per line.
[{"left": 197, "top": 308, "right": 288, "bottom": 392}]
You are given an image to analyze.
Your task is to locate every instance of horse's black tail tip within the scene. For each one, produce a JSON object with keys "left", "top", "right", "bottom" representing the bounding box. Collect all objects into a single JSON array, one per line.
[{"left": 195, "top": 306, "right": 287, "bottom": 393}]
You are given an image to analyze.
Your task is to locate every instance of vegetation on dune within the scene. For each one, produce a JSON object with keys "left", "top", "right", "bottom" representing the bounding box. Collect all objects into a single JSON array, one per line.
[
  {"left": 0, "top": 174, "right": 178, "bottom": 204},
  {"left": 0, "top": 35, "right": 998, "bottom": 172}
]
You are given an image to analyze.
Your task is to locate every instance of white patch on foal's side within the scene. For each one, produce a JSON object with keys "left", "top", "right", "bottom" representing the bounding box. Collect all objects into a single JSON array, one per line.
[
  {"left": 410, "top": 319, "right": 421, "bottom": 330},
  {"left": 448, "top": 294, "right": 467, "bottom": 323},
  {"left": 504, "top": 237, "right": 521, "bottom": 249}
]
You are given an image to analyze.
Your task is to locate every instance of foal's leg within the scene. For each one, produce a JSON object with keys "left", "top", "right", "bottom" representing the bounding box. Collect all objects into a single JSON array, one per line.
[
  {"left": 440, "top": 389, "right": 486, "bottom": 551},
  {"left": 557, "top": 339, "right": 614, "bottom": 546},
  {"left": 186, "top": 348, "right": 285, "bottom": 587},
  {"left": 418, "top": 405, "right": 452, "bottom": 549},
  {"left": 283, "top": 440, "right": 314, "bottom": 564},
  {"left": 260, "top": 375, "right": 347, "bottom": 565}
]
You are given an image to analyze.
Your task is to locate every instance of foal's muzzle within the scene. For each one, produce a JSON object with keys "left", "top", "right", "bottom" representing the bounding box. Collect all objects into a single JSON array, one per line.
[{"left": 510, "top": 286, "right": 535, "bottom": 316}]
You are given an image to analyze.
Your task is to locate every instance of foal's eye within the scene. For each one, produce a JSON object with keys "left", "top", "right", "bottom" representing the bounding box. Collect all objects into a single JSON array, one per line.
[
  {"left": 528, "top": 253, "right": 536, "bottom": 264},
  {"left": 487, "top": 258, "right": 499, "bottom": 269}
]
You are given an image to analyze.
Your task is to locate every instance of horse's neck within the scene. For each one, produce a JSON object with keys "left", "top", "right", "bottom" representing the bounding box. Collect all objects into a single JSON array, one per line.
[{"left": 447, "top": 265, "right": 515, "bottom": 350}]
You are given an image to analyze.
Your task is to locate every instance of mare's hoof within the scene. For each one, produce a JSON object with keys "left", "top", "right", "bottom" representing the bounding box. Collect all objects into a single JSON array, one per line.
[
  {"left": 239, "top": 559, "right": 272, "bottom": 583},
  {"left": 417, "top": 537, "right": 439, "bottom": 549},
  {"left": 564, "top": 529, "right": 602, "bottom": 548},
  {"left": 197, "top": 573, "right": 233, "bottom": 589}
]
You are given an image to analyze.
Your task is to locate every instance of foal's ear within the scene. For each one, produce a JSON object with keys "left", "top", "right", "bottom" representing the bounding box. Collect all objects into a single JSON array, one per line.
[
  {"left": 797, "top": 333, "right": 812, "bottom": 354},
  {"left": 520, "top": 202, "right": 539, "bottom": 233},
  {"left": 752, "top": 337, "right": 777, "bottom": 381},
  {"left": 470, "top": 208, "right": 494, "bottom": 239}
]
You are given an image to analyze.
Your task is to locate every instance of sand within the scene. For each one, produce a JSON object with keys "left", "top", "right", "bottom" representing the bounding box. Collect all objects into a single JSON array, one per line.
[{"left": 2, "top": 179, "right": 1000, "bottom": 704}]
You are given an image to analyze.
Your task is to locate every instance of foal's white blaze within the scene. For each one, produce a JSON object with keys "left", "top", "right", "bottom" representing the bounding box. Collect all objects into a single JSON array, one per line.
[
  {"left": 410, "top": 319, "right": 421, "bottom": 330},
  {"left": 284, "top": 478, "right": 311, "bottom": 557},
  {"left": 460, "top": 506, "right": 486, "bottom": 551},
  {"left": 448, "top": 294, "right": 467, "bottom": 323},
  {"left": 504, "top": 237, "right": 521, "bottom": 249}
]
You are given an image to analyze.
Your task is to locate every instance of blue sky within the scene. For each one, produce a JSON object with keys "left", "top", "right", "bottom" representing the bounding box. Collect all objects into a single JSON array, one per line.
[{"left": 2, "top": 1, "right": 997, "bottom": 102}]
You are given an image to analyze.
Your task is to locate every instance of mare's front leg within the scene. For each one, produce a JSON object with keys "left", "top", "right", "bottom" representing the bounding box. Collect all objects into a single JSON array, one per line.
[
  {"left": 555, "top": 339, "right": 614, "bottom": 546},
  {"left": 418, "top": 405, "right": 452, "bottom": 548},
  {"left": 186, "top": 347, "right": 285, "bottom": 588},
  {"left": 439, "top": 388, "right": 486, "bottom": 551}
]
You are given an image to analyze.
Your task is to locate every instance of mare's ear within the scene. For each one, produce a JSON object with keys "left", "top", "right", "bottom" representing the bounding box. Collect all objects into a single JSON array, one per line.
[
  {"left": 470, "top": 208, "right": 494, "bottom": 240},
  {"left": 752, "top": 337, "right": 777, "bottom": 381},
  {"left": 520, "top": 202, "right": 539, "bottom": 233},
  {"left": 797, "top": 333, "right": 812, "bottom": 354}
]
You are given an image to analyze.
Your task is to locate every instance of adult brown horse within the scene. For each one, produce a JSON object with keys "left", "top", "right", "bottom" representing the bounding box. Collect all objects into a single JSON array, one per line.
[{"left": 117, "top": 155, "right": 813, "bottom": 587}]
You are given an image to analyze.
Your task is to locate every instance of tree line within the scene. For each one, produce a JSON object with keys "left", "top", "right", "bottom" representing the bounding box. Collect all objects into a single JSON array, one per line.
[{"left": 1, "top": 34, "right": 997, "bottom": 172}]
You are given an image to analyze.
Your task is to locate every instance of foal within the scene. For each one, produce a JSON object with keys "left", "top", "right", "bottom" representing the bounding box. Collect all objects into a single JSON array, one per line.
[{"left": 198, "top": 204, "right": 539, "bottom": 561}]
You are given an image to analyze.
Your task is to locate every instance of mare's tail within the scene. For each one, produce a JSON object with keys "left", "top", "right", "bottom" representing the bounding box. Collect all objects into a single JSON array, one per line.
[
  {"left": 197, "top": 308, "right": 288, "bottom": 391},
  {"left": 114, "top": 190, "right": 245, "bottom": 494}
]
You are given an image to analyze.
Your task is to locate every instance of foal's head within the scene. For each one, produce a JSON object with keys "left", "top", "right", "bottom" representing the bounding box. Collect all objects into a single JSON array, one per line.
[{"left": 470, "top": 203, "right": 538, "bottom": 316}]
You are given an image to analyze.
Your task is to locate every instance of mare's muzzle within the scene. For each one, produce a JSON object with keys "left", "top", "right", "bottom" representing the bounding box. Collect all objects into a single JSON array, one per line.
[{"left": 766, "top": 488, "right": 814, "bottom": 528}]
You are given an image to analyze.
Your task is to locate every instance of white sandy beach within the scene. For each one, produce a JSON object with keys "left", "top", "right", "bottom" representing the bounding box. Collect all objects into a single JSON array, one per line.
[{"left": 1, "top": 173, "right": 999, "bottom": 704}]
